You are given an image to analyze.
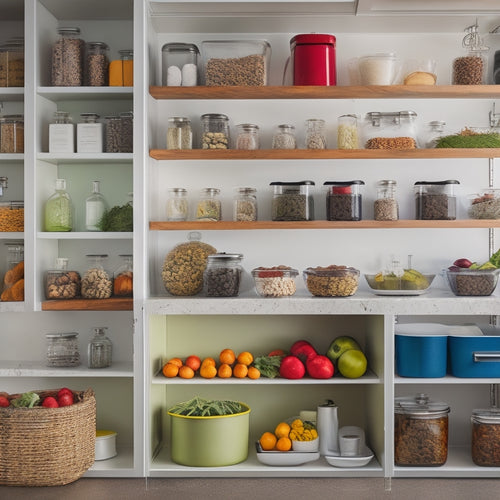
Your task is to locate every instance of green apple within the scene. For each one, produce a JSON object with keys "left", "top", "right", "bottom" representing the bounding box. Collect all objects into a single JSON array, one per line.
[
  {"left": 326, "top": 336, "right": 361, "bottom": 364},
  {"left": 338, "top": 349, "right": 367, "bottom": 379}
]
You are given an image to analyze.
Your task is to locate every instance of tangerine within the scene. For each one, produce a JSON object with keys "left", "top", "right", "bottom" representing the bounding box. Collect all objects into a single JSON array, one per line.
[
  {"left": 217, "top": 363, "right": 232, "bottom": 378},
  {"left": 219, "top": 348, "right": 236, "bottom": 365},
  {"left": 259, "top": 431, "right": 277, "bottom": 451},
  {"left": 178, "top": 365, "right": 195, "bottom": 379},
  {"left": 274, "top": 422, "right": 291, "bottom": 439},
  {"left": 276, "top": 436, "right": 292, "bottom": 452},
  {"left": 162, "top": 362, "right": 179, "bottom": 378},
  {"left": 166, "top": 357, "right": 183, "bottom": 368},
  {"left": 185, "top": 355, "right": 201, "bottom": 372},
  {"left": 201, "top": 357, "right": 216, "bottom": 367},
  {"left": 247, "top": 366, "right": 261, "bottom": 379},
  {"left": 237, "top": 351, "right": 253, "bottom": 366},
  {"left": 233, "top": 363, "right": 248, "bottom": 378},
  {"left": 200, "top": 363, "right": 217, "bottom": 379}
]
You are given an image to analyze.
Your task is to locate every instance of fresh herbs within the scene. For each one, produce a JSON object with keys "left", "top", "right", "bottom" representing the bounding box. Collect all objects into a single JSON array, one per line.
[
  {"left": 253, "top": 354, "right": 285, "bottom": 378},
  {"left": 168, "top": 397, "right": 244, "bottom": 417},
  {"left": 435, "top": 129, "right": 500, "bottom": 148},
  {"left": 97, "top": 203, "right": 133, "bottom": 232}
]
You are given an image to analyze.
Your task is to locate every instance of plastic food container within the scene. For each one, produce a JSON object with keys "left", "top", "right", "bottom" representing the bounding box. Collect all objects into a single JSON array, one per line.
[
  {"left": 363, "top": 111, "right": 418, "bottom": 149},
  {"left": 445, "top": 268, "right": 500, "bottom": 296},
  {"left": 251, "top": 266, "right": 298, "bottom": 297},
  {"left": 415, "top": 180, "right": 459, "bottom": 220},
  {"left": 468, "top": 189, "right": 500, "bottom": 219},
  {"left": 0, "top": 201, "right": 23, "bottom": 232},
  {"left": 201, "top": 40, "right": 271, "bottom": 86},
  {"left": 270, "top": 180, "right": 314, "bottom": 221},
  {"left": 204, "top": 252, "right": 243, "bottom": 297},
  {"left": 303, "top": 265, "right": 359, "bottom": 297},
  {"left": 358, "top": 53, "right": 397, "bottom": 85},
  {"left": 162, "top": 42, "right": 199, "bottom": 86},
  {"left": 324, "top": 180, "right": 364, "bottom": 221},
  {"left": 95, "top": 430, "right": 117, "bottom": 460},
  {"left": 394, "top": 394, "right": 450, "bottom": 466},
  {"left": 471, "top": 408, "right": 500, "bottom": 466}
]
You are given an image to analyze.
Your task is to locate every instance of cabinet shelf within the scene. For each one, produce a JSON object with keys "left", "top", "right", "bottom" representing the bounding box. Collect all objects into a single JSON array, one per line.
[
  {"left": 37, "top": 153, "right": 133, "bottom": 165},
  {"left": 0, "top": 360, "right": 133, "bottom": 377},
  {"left": 37, "top": 231, "right": 133, "bottom": 239},
  {"left": 41, "top": 298, "right": 133, "bottom": 311},
  {"left": 37, "top": 86, "right": 133, "bottom": 101}
]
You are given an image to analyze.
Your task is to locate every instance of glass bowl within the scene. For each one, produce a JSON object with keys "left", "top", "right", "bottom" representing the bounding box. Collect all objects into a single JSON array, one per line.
[
  {"left": 365, "top": 273, "right": 435, "bottom": 295},
  {"left": 445, "top": 269, "right": 500, "bottom": 296},
  {"left": 251, "top": 266, "right": 298, "bottom": 297},
  {"left": 468, "top": 189, "right": 500, "bottom": 219},
  {"left": 303, "top": 266, "right": 359, "bottom": 297}
]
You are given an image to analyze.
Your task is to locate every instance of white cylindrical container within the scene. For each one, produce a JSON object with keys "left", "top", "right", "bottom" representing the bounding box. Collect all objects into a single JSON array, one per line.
[
  {"left": 317, "top": 400, "right": 339, "bottom": 455},
  {"left": 77, "top": 112, "right": 103, "bottom": 152}
]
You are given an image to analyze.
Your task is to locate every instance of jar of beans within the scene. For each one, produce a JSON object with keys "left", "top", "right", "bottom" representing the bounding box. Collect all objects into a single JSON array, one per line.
[
  {"left": 200, "top": 113, "right": 229, "bottom": 149},
  {"left": 235, "top": 123, "right": 259, "bottom": 150},
  {"left": 51, "top": 27, "right": 85, "bottom": 86},
  {"left": 305, "top": 118, "right": 326, "bottom": 149},
  {"left": 233, "top": 187, "right": 257, "bottom": 221},
  {"left": 270, "top": 180, "right": 315, "bottom": 221},
  {"left": 374, "top": 180, "right": 398, "bottom": 221},
  {"left": 272, "top": 124, "right": 296, "bottom": 149},
  {"left": 204, "top": 252, "right": 243, "bottom": 297},
  {"left": 0, "top": 114, "right": 23, "bottom": 153},
  {"left": 414, "top": 180, "right": 459, "bottom": 220},
  {"left": 324, "top": 180, "right": 364, "bottom": 221},
  {"left": 471, "top": 407, "right": 500, "bottom": 466},
  {"left": 85, "top": 41, "right": 109, "bottom": 86},
  {"left": 363, "top": 111, "right": 418, "bottom": 149}
]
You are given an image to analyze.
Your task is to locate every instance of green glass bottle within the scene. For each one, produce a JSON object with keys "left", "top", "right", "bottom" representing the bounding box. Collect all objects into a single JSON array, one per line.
[{"left": 44, "top": 178, "right": 73, "bottom": 231}]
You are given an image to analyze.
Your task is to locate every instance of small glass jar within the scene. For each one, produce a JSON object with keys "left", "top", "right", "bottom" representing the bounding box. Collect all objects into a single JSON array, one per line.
[
  {"left": 453, "top": 22, "right": 489, "bottom": 85},
  {"left": 0, "top": 39, "right": 24, "bottom": 87},
  {"left": 415, "top": 180, "right": 459, "bottom": 220},
  {"left": 166, "top": 187, "right": 189, "bottom": 221},
  {"left": 166, "top": 117, "right": 192, "bottom": 150},
  {"left": 272, "top": 124, "right": 296, "bottom": 149},
  {"left": 113, "top": 254, "right": 133, "bottom": 297},
  {"left": 51, "top": 27, "right": 85, "bottom": 86},
  {"left": 374, "top": 180, "right": 398, "bottom": 221},
  {"left": 233, "top": 187, "right": 257, "bottom": 221},
  {"left": 305, "top": 118, "right": 326, "bottom": 149},
  {"left": 88, "top": 327, "right": 112, "bottom": 368},
  {"left": 196, "top": 188, "right": 221, "bottom": 221},
  {"left": 471, "top": 407, "right": 500, "bottom": 466},
  {"left": 235, "top": 123, "right": 260, "bottom": 150},
  {"left": 0, "top": 114, "right": 24, "bottom": 153},
  {"left": 337, "top": 114, "right": 359, "bottom": 149},
  {"left": 423, "top": 120, "right": 447, "bottom": 148},
  {"left": 86, "top": 41, "right": 109, "bottom": 86},
  {"left": 85, "top": 180, "right": 108, "bottom": 231},
  {"left": 364, "top": 111, "right": 418, "bottom": 149},
  {"left": 49, "top": 111, "right": 74, "bottom": 153},
  {"left": 270, "top": 181, "right": 315, "bottom": 221},
  {"left": 45, "top": 257, "right": 81, "bottom": 300},
  {"left": 200, "top": 113, "right": 229, "bottom": 149},
  {"left": 0, "top": 201, "right": 24, "bottom": 232},
  {"left": 109, "top": 49, "right": 133, "bottom": 86},
  {"left": 44, "top": 178, "right": 73, "bottom": 232},
  {"left": 119, "top": 111, "right": 134, "bottom": 153},
  {"left": 324, "top": 180, "right": 364, "bottom": 221},
  {"left": 204, "top": 252, "right": 243, "bottom": 297},
  {"left": 162, "top": 42, "right": 199, "bottom": 86},
  {"left": 77, "top": 113, "right": 103, "bottom": 153},
  {"left": 46, "top": 332, "right": 80, "bottom": 367},
  {"left": 394, "top": 394, "right": 450, "bottom": 466},
  {"left": 81, "top": 254, "right": 113, "bottom": 299}
]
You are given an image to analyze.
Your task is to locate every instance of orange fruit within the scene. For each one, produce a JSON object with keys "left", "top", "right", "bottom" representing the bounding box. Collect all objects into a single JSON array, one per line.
[
  {"left": 201, "top": 357, "right": 216, "bottom": 367},
  {"left": 178, "top": 365, "right": 195, "bottom": 379},
  {"left": 166, "top": 357, "right": 183, "bottom": 368},
  {"left": 259, "top": 431, "right": 277, "bottom": 451},
  {"left": 274, "top": 422, "right": 291, "bottom": 439},
  {"left": 200, "top": 363, "right": 217, "bottom": 379},
  {"left": 219, "top": 348, "right": 236, "bottom": 365},
  {"left": 185, "top": 355, "right": 201, "bottom": 372},
  {"left": 237, "top": 351, "right": 253, "bottom": 366},
  {"left": 233, "top": 363, "right": 248, "bottom": 378},
  {"left": 162, "top": 362, "right": 179, "bottom": 378},
  {"left": 217, "top": 363, "right": 232, "bottom": 378},
  {"left": 276, "top": 436, "right": 292, "bottom": 452},
  {"left": 247, "top": 366, "right": 261, "bottom": 379}
]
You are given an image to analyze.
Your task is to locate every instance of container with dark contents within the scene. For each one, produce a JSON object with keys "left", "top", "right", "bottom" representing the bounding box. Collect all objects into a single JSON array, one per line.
[
  {"left": 471, "top": 408, "right": 500, "bottom": 466},
  {"left": 0, "top": 39, "right": 24, "bottom": 87},
  {"left": 0, "top": 114, "right": 24, "bottom": 153},
  {"left": 51, "top": 27, "right": 85, "bottom": 86},
  {"left": 204, "top": 253, "right": 243, "bottom": 297},
  {"left": 363, "top": 111, "right": 418, "bottom": 149},
  {"left": 324, "top": 180, "right": 364, "bottom": 221},
  {"left": 81, "top": 254, "right": 113, "bottom": 299},
  {"left": 394, "top": 394, "right": 450, "bottom": 466},
  {"left": 374, "top": 180, "right": 398, "bottom": 221},
  {"left": 445, "top": 268, "right": 500, "bottom": 296},
  {"left": 45, "top": 257, "right": 81, "bottom": 300},
  {"left": 414, "top": 180, "right": 459, "bottom": 220},
  {"left": 200, "top": 113, "right": 229, "bottom": 149},
  {"left": 46, "top": 332, "right": 80, "bottom": 367},
  {"left": 270, "top": 180, "right": 314, "bottom": 221},
  {"left": 85, "top": 42, "right": 108, "bottom": 86},
  {"left": 105, "top": 112, "right": 133, "bottom": 153}
]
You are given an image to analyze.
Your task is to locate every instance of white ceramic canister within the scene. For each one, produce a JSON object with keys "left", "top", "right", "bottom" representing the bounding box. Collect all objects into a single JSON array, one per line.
[{"left": 317, "top": 399, "right": 339, "bottom": 455}]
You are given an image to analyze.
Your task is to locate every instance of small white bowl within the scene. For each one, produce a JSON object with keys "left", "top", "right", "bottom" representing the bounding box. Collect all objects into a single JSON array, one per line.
[
  {"left": 95, "top": 430, "right": 117, "bottom": 461},
  {"left": 291, "top": 437, "right": 319, "bottom": 452}
]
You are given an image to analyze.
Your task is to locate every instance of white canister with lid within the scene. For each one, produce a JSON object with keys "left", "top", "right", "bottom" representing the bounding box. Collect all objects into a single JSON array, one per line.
[
  {"left": 358, "top": 53, "right": 397, "bottom": 85},
  {"left": 317, "top": 399, "right": 339, "bottom": 455}
]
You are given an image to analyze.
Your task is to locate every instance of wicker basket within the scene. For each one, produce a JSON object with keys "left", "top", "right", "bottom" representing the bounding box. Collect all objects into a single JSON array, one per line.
[{"left": 0, "top": 388, "right": 96, "bottom": 486}]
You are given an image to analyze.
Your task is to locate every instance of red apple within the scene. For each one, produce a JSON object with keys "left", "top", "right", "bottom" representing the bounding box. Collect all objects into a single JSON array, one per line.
[
  {"left": 290, "top": 340, "right": 317, "bottom": 362},
  {"left": 279, "top": 355, "right": 306, "bottom": 379},
  {"left": 306, "top": 355, "right": 334, "bottom": 379}
]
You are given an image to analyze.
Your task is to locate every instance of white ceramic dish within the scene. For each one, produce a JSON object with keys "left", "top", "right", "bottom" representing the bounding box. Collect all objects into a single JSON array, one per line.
[
  {"left": 95, "top": 430, "right": 117, "bottom": 461},
  {"left": 291, "top": 437, "right": 319, "bottom": 452},
  {"left": 325, "top": 446, "right": 374, "bottom": 468},
  {"left": 255, "top": 442, "right": 320, "bottom": 466}
]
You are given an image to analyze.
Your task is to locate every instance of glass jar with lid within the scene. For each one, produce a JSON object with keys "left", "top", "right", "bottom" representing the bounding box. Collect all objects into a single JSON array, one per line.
[
  {"left": 363, "top": 111, "right": 418, "bottom": 149},
  {"left": 77, "top": 113, "right": 103, "bottom": 153},
  {"left": 196, "top": 188, "right": 221, "bottom": 221},
  {"left": 0, "top": 114, "right": 24, "bottom": 153},
  {"left": 200, "top": 113, "right": 229, "bottom": 149},
  {"left": 88, "top": 327, "right": 112, "bottom": 368},
  {"left": 305, "top": 118, "right": 326, "bottom": 149},
  {"left": 0, "top": 201, "right": 24, "bottom": 232},
  {"left": 45, "top": 257, "right": 81, "bottom": 300},
  {"left": 46, "top": 332, "right": 80, "bottom": 367},
  {"left": 113, "top": 254, "right": 133, "bottom": 297},
  {"left": 49, "top": 111, "right": 74, "bottom": 153},
  {"left": 235, "top": 123, "right": 260, "bottom": 150},
  {"left": 44, "top": 178, "right": 73, "bottom": 232},
  {"left": 119, "top": 111, "right": 134, "bottom": 153},
  {"left": 0, "top": 39, "right": 24, "bottom": 87},
  {"left": 109, "top": 49, "right": 133, "bottom": 86},
  {"left": 270, "top": 180, "right": 315, "bottom": 221},
  {"left": 374, "top": 180, "right": 398, "bottom": 221},
  {"left": 422, "top": 120, "right": 448, "bottom": 148},
  {"left": 337, "top": 114, "right": 359, "bottom": 149},
  {"left": 233, "top": 187, "right": 257, "bottom": 221},
  {"left": 394, "top": 393, "right": 450, "bottom": 466},
  {"left": 272, "top": 124, "right": 296, "bottom": 149},
  {"left": 51, "top": 27, "right": 85, "bottom": 86},
  {"left": 86, "top": 41, "right": 109, "bottom": 86},
  {"left": 162, "top": 42, "right": 199, "bottom": 86},
  {"left": 324, "top": 180, "right": 364, "bottom": 221},
  {"left": 204, "top": 252, "right": 243, "bottom": 297},
  {"left": 166, "top": 117, "right": 192, "bottom": 150},
  {"left": 2, "top": 241, "right": 23, "bottom": 292},
  {"left": 81, "top": 254, "right": 113, "bottom": 299},
  {"left": 166, "top": 187, "right": 189, "bottom": 221},
  {"left": 471, "top": 407, "right": 500, "bottom": 466},
  {"left": 414, "top": 180, "right": 459, "bottom": 220}
]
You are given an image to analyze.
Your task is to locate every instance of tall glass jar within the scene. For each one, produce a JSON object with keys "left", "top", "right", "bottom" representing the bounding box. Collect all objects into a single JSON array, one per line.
[
  {"left": 86, "top": 41, "right": 109, "bottom": 86},
  {"left": 113, "top": 254, "right": 133, "bottom": 297},
  {"left": 109, "top": 49, "right": 133, "bottom": 86},
  {"left": 46, "top": 332, "right": 80, "bottom": 367},
  {"left": 88, "top": 327, "right": 112, "bottom": 368},
  {"left": 51, "top": 27, "right": 85, "bottom": 86},
  {"left": 374, "top": 180, "right": 398, "bottom": 221},
  {"left": 200, "top": 113, "right": 229, "bottom": 149},
  {"left": 337, "top": 114, "right": 359, "bottom": 149},
  {"left": 196, "top": 188, "right": 221, "bottom": 221},
  {"left": 423, "top": 120, "right": 447, "bottom": 148},
  {"left": 162, "top": 42, "right": 199, "bottom": 86},
  {"left": 77, "top": 112, "right": 103, "bottom": 153},
  {"left": 0, "top": 39, "right": 24, "bottom": 87},
  {"left": 45, "top": 257, "right": 81, "bottom": 300},
  {"left": 204, "top": 253, "right": 243, "bottom": 297},
  {"left": 453, "top": 22, "right": 489, "bottom": 85},
  {"left": 49, "top": 111, "right": 74, "bottom": 153},
  {"left": 272, "top": 124, "right": 296, "bottom": 149},
  {"left": 119, "top": 111, "right": 134, "bottom": 153},
  {"left": 44, "top": 178, "right": 73, "bottom": 232},
  {"left": 81, "top": 254, "right": 113, "bottom": 299},
  {"left": 166, "top": 187, "right": 188, "bottom": 221},
  {"left": 305, "top": 118, "right": 326, "bottom": 149},
  {"left": 85, "top": 180, "right": 108, "bottom": 231},
  {"left": 233, "top": 187, "right": 257, "bottom": 221},
  {"left": 0, "top": 114, "right": 24, "bottom": 153},
  {"left": 235, "top": 123, "right": 260, "bottom": 150},
  {"left": 166, "top": 117, "right": 192, "bottom": 150},
  {"left": 3, "top": 241, "right": 23, "bottom": 293}
]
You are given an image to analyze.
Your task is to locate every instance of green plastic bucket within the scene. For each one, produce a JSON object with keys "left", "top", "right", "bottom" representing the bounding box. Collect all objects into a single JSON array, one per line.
[{"left": 168, "top": 403, "right": 251, "bottom": 467}]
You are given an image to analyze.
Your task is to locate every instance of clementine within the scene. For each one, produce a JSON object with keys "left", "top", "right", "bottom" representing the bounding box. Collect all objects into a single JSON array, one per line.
[
  {"left": 162, "top": 362, "right": 179, "bottom": 378},
  {"left": 233, "top": 363, "right": 248, "bottom": 378},
  {"left": 259, "top": 431, "right": 277, "bottom": 451},
  {"left": 178, "top": 365, "right": 195, "bottom": 379},
  {"left": 236, "top": 351, "right": 253, "bottom": 366}
]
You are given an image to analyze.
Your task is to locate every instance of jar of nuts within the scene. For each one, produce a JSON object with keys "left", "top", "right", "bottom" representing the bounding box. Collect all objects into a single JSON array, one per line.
[
  {"left": 471, "top": 407, "right": 500, "bottom": 466},
  {"left": 81, "top": 254, "right": 113, "bottom": 299},
  {"left": 200, "top": 113, "right": 229, "bottom": 149},
  {"left": 44, "top": 257, "right": 81, "bottom": 300}
]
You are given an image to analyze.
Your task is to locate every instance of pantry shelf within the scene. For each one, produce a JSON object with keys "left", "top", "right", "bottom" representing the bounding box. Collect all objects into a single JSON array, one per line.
[
  {"left": 41, "top": 298, "right": 133, "bottom": 311},
  {"left": 37, "top": 86, "right": 133, "bottom": 101},
  {"left": 37, "top": 152, "right": 133, "bottom": 165}
]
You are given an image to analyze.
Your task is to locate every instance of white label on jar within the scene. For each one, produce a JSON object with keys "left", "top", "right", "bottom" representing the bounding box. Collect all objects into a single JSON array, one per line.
[
  {"left": 77, "top": 123, "right": 103, "bottom": 153},
  {"left": 49, "top": 123, "right": 74, "bottom": 153}
]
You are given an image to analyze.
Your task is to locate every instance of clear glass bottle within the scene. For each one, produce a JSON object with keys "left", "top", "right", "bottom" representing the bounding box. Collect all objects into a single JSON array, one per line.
[
  {"left": 305, "top": 118, "right": 326, "bottom": 149},
  {"left": 272, "top": 124, "right": 296, "bottom": 149},
  {"left": 200, "top": 113, "right": 229, "bottom": 149},
  {"left": 166, "top": 187, "right": 188, "bottom": 221},
  {"left": 337, "top": 114, "right": 359, "bottom": 149},
  {"left": 77, "top": 112, "right": 103, "bottom": 153},
  {"left": 44, "top": 257, "right": 81, "bottom": 300},
  {"left": 81, "top": 254, "right": 113, "bottom": 299},
  {"left": 51, "top": 27, "right": 85, "bottom": 86},
  {"left": 162, "top": 42, "right": 199, "bottom": 86},
  {"left": 233, "top": 187, "right": 257, "bottom": 221},
  {"left": 88, "top": 327, "right": 112, "bottom": 368},
  {"left": 0, "top": 114, "right": 24, "bottom": 153},
  {"left": 46, "top": 332, "right": 80, "bottom": 367},
  {"left": 235, "top": 123, "right": 260, "bottom": 150},
  {"left": 374, "top": 180, "right": 398, "bottom": 221},
  {"left": 44, "top": 178, "right": 73, "bottom": 232},
  {"left": 109, "top": 49, "right": 133, "bottom": 86},
  {"left": 49, "top": 111, "right": 74, "bottom": 153},
  {"left": 423, "top": 120, "right": 447, "bottom": 148},
  {"left": 86, "top": 41, "right": 109, "bottom": 86},
  {"left": 166, "top": 117, "right": 192, "bottom": 150},
  {"left": 196, "top": 188, "right": 221, "bottom": 221},
  {"left": 85, "top": 180, "right": 108, "bottom": 231},
  {"left": 204, "top": 253, "right": 243, "bottom": 297},
  {"left": 113, "top": 254, "right": 133, "bottom": 297}
]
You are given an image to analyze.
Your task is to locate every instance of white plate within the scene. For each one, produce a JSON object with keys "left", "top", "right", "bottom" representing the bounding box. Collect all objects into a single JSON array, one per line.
[
  {"left": 255, "top": 442, "right": 320, "bottom": 466},
  {"left": 325, "top": 446, "right": 374, "bottom": 468}
]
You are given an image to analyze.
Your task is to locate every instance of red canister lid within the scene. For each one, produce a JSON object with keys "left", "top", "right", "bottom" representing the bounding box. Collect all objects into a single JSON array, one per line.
[{"left": 290, "top": 34, "right": 336, "bottom": 46}]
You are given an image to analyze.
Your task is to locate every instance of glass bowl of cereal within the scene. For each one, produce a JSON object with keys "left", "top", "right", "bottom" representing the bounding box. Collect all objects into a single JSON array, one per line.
[
  {"left": 251, "top": 266, "right": 298, "bottom": 297},
  {"left": 303, "top": 265, "right": 360, "bottom": 297}
]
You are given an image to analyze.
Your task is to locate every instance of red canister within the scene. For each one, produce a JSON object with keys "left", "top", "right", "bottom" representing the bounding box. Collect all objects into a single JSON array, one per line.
[{"left": 290, "top": 34, "right": 336, "bottom": 86}]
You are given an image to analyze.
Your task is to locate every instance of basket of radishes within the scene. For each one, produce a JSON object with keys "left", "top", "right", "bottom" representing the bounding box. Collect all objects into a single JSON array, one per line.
[{"left": 0, "top": 388, "right": 96, "bottom": 486}]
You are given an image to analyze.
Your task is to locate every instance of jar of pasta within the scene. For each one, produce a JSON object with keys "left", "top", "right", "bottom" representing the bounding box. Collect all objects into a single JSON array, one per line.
[{"left": 196, "top": 188, "right": 221, "bottom": 221}]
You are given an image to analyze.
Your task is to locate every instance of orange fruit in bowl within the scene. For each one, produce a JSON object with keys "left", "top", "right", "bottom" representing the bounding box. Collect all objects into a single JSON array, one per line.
[
  {"left": 274, "top": 422, "right": 291, "bottom": 439},
  {"left": 219, "top": 348, "right": 236, "bottom": 365},
  {"left": 233, "top": 363, "right": 248, "bottom": 378},
  {"left": 237, "top": 351, "right": 253, "bottom": 366},
  {"left": 178, "top": 365, "right": 195, "bottom": 379},
  {"left": 162, "top": 362, "right": 179, "bottom": 378},
  {"left": 259, "top": 431, "right": 277, "bottom": 451},
  {"left": 276, "top": 436, "right": 292, "bottom": 452},
  {"left": 217, "top": 363, "right": 232, "bottom": 378},
  {"left": 166, "top": 357, "right": 183, "bottom": 368},
  {"left": 185, "top": 355, "right": 201, "bottom": 372}
]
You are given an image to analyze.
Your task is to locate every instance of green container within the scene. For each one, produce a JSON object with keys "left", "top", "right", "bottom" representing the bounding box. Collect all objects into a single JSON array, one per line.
[{"left": 168, "top": 403, "right": 251, "bottom": 467}]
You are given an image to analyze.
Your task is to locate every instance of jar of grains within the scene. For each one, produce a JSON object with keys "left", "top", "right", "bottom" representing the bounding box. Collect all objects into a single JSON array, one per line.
[
  {"left": 471, "top": 407, "right": 500, "bottom": 466},
  {"left": 81, "top": 254, "right": 113, "bottom": 299},
  {"left": 162, "top": 42, "right": 199, "bottom": 86},
  {"left": 51, "top": 27, "right": 85, "bottom": 86},
  {"left": 337, "top": 114, "right": 359, "bottom": 149},
  {"left": 204, "top": 252, "right": 243, "bottom": 297},
  {"left": 0, "top": 39, "right": 24, "bottom": 87},
  {"left": 166, "top": 117, "right": 192, "bottom": 150},
  {"left": 235, "top": 123, "right": 260, "bottom": 150},
  {"left": 200, "top": 113, "right": 229, "bottom": 149},
  {"left": 233, "top": 187, "right": 257, "bottom": 221},
  {"left": 364, "top": 111, "right": 418, "bottom": 149},
  {"left": 374, "top": 180, "right": 398, "bottom": 221},
  {"left": 272, "top": 124, "right": 297, "bottom": 149},
  {"left": 85, "top": 41, "right": 109, "bottom": 86},
  {"left": 324, "top": 180, "right": 365, "bottom": 221},
  {"left": 44, "top": 257, "right": 81, "bottom": 300},
  {"left": 196, "top": 188, "right": 221, "bottom": 221},
  {"left": 270, "top": 180, "right": 315, "bottom": 221},
  {"left": 394, "top": 394, "right": 450, "bottom": 466},
  {"left": 0, "top": 114, "right": 23, "bottom": 153},
  {"left": 414, "top": 180, "right": 459, "bottom": 220},
  {"left": 166, "top": 187, "right": 189, "bottom": 221},
  {"left": 46, "top": 332, "right": 80, "bottom": 367},
  {"left": 0, "top": 201, "right": 24, "bottom": 232},
  {"left": 305, "top": 118, "right": 326, "bottom": 149}
]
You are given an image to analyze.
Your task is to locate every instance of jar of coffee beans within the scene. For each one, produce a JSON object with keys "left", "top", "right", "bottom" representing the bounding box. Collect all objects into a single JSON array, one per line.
[
  {"left": 270, "top": 180, "right": 315, "bottom": 221},
  {"left": 471, "top": 407, "right": 500, "bottom": 466},
  {"left": 414, "top": 180, "right": 459, "bottom": 220},
  {"left": 324, "top": 180, "right": 364, "bottom": 221},
  {"left": 51, "top": 27, "right": 85, "bottom": 86},
  {"left": 374, "top": 180, "right": 398, "bottom": 221},
  {"left": 204, "top": 252, "right": 243, "bottom": 297}
]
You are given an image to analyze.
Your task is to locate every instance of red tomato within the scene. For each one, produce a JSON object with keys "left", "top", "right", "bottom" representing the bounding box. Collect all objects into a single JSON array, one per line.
[
  {"left": 306, "top": 354, "right": 334, "bottom": 379},
  {"left": 42, "top": 396, "right": 59, "bottom": 408},
  {"left": 0, "top": 396, "right": 10, "bottom": 407},
  {"left": 57, "top": 387, "right": 73, "bottom": 399},
  {"left": 58, "top": 393, "right": 74, "bottom": 407}
]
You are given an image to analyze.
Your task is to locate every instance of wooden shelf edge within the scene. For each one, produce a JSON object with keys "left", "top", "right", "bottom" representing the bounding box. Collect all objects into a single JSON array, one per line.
[{"left": 42, "top": 298, "right": 133, "bottom": 311}]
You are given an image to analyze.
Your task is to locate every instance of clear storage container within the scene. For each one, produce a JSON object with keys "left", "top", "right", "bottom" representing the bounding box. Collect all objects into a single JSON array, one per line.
[
  {"left": 272, "top": 124, "right": 296, "bottom": 149},
  {"left": 472, "top": 407, "right": 500, "bottom": 466},
  {"left": 305, "top": 119, "right": 326, "bottom": 149},
  {"left": 0, "top": 39, "right": 24, "bottom": 87},
  {"left": 88, "top": 327, "right": 112, "bottom": 368},
  {"left": 324, "top": 180, "right": 364, "bottom": 221},
  {"left": 196, "top": 188, "right": 221, "bottom": 221},
  {"left": 200, "top": 113, "right": 229, "bottom": 149},
  {"left": 51, "top": 27, "right": 85, "bottom": 86},
  {"left": 46, "top": 332, "right": 80, "bottom": 367},
  {"left": 363, "top": 111, "right": 418, "bottom": 149},
  {"left": 0, "top": 201, "right": 24, "bottom": 232},
  {"left": 201, "top": 39, "right": 271, "bottom": 86},
  {"left": 337, "top": 114, "right": 359, "bottom": 149},
  {"left": 105, "top": 112, "right": 133, "bottom": 153},
  {"left": 162, "top": 42, "right": 199, "bottom": 86},
  {"left": 109, "top": 49, "right": 133, "bottom": 86},
  {"left": 81, "top": 254, "right": 113, "bottom": 299},
  {"left": 235, "top": 123, "right": 259, "bottom": 150},
  {"left": 85, "top": 41, "right": 108, "bottom": 86},
  {"left": 251, "top": 266, "right": 299, "bottom": 297},
  {"left": 166, "top": 187, "right": 189, "bottom": 221},
  {"left": 468, "top": 188, "right": 500, "bottom": 219},
  {"left": 49, "top": 111, "right": 74, "bottom": 153},
  {"left": 270, "top": 180, "right": 314, "bottom": 221},
  {"left": 204, "top": 252, "right": 243, "bottom": 297},
  {"left": 166, "top": 117, "right": 192, "bottom": 150},
  {"left": 233, "top": 187, "right": 257, "bottom": 221},
  {"left": 358, "top": 53, "right": 397, "bottom": 85},
  {"left": 374, "top": 180, "right": 398, "bottom": 221},
  {"left": 77, "top": 113, "right": 103, "bottom": 153},
  {"left": 422, "top": 120, "right": 447, "bottom": 148},
  {"left": 85, "top": 180, "right": 108, "bottom": 231},
  {"left": 45, "top": 257, "right": 81, "bottom": 300},
  {"left": 113, "top": 254, "right": 133, "bottom": 297},
  {"left": 0, "top": 114, "right": 24, "bottom": 153},
  {"left": 414, "top": 180, "right": 459, "bottom": 220}
]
